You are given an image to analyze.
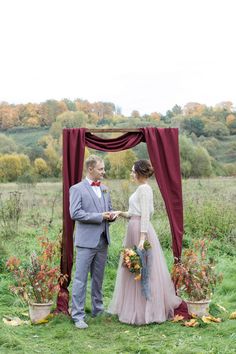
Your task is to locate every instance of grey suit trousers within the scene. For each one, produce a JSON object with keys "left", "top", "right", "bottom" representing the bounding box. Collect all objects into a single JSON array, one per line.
[{"left": 71, "top": 234, "right": 108, "bottom": 322}]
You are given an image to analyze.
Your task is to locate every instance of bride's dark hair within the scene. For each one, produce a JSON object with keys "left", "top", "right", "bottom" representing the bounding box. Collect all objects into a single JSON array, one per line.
[{"left": 133, "top": 160, "right": 154, "bottom": 178}]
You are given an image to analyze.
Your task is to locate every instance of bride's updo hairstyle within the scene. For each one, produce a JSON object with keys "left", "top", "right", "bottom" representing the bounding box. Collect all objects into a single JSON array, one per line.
[{"left": 133, "top": 160, "right": 154, "bottom": 178}]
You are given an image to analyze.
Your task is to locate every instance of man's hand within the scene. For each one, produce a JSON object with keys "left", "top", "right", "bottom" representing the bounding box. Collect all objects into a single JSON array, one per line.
[
  {"left": 102, "top": 212, "right": 112, "bottom": 220},
  {"left": 110, "top": 211, "right": 122, "bottom": 219}
]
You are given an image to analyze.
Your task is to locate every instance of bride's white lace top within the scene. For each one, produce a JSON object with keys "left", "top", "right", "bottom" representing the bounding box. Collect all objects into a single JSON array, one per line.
[{"left": 128, "top": 184, "right": 154, "bottom": 233}]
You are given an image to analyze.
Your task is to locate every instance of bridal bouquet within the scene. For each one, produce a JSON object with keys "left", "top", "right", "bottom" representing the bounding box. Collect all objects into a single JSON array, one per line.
[
  {"left": 122, "top": 247, "right": 142, "bottom": 280},
  {"left": 121, "top": 241, "right": 152, "bottom": 299}
]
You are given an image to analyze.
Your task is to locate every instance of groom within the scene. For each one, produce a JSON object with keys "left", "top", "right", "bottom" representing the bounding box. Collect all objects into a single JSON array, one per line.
[{"left": 69, "top": 154, "right": 115, "bottom": 329}]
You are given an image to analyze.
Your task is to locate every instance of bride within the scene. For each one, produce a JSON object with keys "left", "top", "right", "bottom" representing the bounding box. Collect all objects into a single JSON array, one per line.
[{"left": 109, "top": 159, "right": 182, "bottom": 325}]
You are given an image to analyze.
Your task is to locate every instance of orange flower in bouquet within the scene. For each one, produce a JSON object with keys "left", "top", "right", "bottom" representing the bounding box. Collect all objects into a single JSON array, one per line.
[
  {"left": 122, "top": 248, "right": 142, "bottom": 280},
  {"left": 121, "top": 240, "right": 151, "bottom": 281}
]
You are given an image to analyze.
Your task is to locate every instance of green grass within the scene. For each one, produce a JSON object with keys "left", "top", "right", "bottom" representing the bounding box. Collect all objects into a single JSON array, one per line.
[{"left": 0, "top": 178, "right": 236, "bottom": 353}]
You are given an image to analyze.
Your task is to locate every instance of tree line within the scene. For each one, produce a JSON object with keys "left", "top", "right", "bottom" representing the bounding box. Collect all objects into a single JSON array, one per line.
[{"left": 0, "top": 99, "right": 236, "bottom": 182}]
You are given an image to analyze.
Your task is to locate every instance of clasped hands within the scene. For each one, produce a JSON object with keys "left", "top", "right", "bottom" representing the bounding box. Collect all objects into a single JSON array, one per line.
[
  {"left": 102, "top": 211, "right": 122, "bottom": 221},
  {"left": 102, "top": 212, "right": 146, "bottom": 250}
]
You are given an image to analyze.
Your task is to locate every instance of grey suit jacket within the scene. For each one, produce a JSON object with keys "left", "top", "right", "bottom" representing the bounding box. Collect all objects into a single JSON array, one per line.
[{"left": 69, "top": 179, "right": 113, "bottom": 248}]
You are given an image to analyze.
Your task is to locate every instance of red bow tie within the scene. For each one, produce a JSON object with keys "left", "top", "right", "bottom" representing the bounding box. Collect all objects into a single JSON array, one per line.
[{"left": 91, "top": 181, "right": 101, "bottom": 187}]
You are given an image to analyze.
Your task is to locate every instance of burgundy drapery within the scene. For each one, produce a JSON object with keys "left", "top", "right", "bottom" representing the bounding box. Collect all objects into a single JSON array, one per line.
[{"left": 56, "top": 127, "right": 188, "bottom": 318}]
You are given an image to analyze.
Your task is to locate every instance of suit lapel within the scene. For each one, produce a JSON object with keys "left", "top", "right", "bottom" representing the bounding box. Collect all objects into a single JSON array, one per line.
[
  {"left": 83, "top": 179, "right": 102, "bottom": 212},
  {"left": 100, "top": 185, "right": 108, "bottom": 210}
]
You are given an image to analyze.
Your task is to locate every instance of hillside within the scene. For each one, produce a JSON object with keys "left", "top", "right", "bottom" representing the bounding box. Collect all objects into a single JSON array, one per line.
[
  {"left": 5, "top": 127, "right": 50, "bottom": 148},
  {"left": 0, "top": 99, "right": 236, "bottom": 181}
]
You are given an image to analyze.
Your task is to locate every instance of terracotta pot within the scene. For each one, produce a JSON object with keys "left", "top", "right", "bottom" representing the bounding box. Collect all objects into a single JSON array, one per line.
[
  {"left": 29, "top": 302, "right": 53, "bottom": 323},
  {"left": 185, "top": 299, "right": 211, "bottom": 317}
]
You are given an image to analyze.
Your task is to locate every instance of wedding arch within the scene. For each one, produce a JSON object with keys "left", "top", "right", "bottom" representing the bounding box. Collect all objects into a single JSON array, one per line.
[{"left": 56, "top": 127, "right": 188, "bottom": 317}]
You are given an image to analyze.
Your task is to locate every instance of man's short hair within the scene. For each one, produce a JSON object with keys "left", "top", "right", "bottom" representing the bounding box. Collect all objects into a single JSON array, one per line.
[{"left": 85, "top": 155, "right": 103, "bottom": 170}]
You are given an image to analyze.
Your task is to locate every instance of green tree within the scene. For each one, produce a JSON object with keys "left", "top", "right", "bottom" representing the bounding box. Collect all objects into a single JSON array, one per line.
[
  {"left": 0, "top": 134, "right": 18, "bottom": 154},
  {"left": 203, "top": 121, "right": 230, "bottom": 137},
  {"left": 182, "top": 117, "right": 205, "bottom": 137},
  {"left": 191, "top": 146, "right": 212, "bottom": 177}
]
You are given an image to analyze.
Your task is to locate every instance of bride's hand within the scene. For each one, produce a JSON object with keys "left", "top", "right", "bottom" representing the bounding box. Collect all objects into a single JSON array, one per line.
[
  {"left": 138, "top": 233, "right": 147, "bottom": 250},
  {"left": 110, "top": 211, "right": 122, "bottom": 219},
  {"left": 138, "top": 239, "right": 145, "bottom": 250}
]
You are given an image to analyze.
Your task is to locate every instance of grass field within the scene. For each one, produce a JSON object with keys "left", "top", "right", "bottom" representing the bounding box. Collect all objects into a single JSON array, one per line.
[{"left": 0, "top": 178, "right": 236, "bottom": 354}]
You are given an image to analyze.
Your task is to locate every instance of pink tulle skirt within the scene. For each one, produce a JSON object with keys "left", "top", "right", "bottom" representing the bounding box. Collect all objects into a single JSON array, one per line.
[{"left": 108, "top": 216, "right": 182, "bottom": 325}]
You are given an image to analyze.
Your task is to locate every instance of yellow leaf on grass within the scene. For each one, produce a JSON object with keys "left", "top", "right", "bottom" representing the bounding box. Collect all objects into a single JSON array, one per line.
[
  {"left": 3, "top": 317, "right": 29, "bottom": 326},
  {"left": 172, "top": 314, "right": 184, "bottom": 322},
  {"left": 202, "top": 316, "right": 212, "bottom": 323},
  {"left": 210, "top": 317, "right": 221, "bottom": 323},
  {"left": 229, "top": 311, "right": 236, "bottom": 319},
  {"left": 202, "top": 315, "right": 221, "bottom": 323},
  {"left": 183, "top": 319, "right": 199, "bottom": 327}
]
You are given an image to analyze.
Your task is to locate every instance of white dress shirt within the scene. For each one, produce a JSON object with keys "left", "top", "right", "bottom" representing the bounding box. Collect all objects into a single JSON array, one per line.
[{"left": 86, "top": 177, "right": 102, "bottom": 198}]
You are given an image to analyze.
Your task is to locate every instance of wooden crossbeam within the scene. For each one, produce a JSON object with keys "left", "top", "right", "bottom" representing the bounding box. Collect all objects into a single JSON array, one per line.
[{"left": 86, "top": 128, "right": 140, "bottom": 133}]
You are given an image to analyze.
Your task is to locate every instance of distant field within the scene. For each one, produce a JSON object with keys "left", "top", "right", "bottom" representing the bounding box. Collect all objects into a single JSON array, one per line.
[{"left": 5, "top": 127, "right": 50, "bottom": 147}]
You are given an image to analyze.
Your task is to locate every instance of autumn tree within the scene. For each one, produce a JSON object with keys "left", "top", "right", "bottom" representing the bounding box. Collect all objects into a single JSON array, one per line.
[
  {"left": 150, "top": 112, "right": 161, "bottom": 121},
  {"left": 131, "top": 110, "right": 140, "bottom": 118},
  {"left": 106, "top": 150, "right": 137, "bottom": 179},
  {"left": 39, "top": 100, "right": 67, "bottom": 126},
  {"left": 226, "top": 114, "right": 236, "bottom": 134},
  {"left": 183, "top": 102, "right": 206, "bottom": 116},
  {"left": 0, "top": 154, "right": 30, "bottom": 182},
  {"left": 0, "top": 104, "right": 20, "bottom": 130},
  {"left": 50, "top": 111, "right": 88, "bottom": 139},
  {"left": 34, "top": 158, "right": 49, "bottom": 177},
  {"left": 214, "top": 101, "right": 233, "bottom": 112}
]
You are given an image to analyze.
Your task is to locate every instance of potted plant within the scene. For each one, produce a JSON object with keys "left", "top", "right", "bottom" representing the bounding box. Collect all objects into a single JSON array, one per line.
[
  {"left": 172, "top": 239, "right": 222, "bottom": 316},
  {"left": 6, "top": 235, "right": 66, "bottom": 323}
]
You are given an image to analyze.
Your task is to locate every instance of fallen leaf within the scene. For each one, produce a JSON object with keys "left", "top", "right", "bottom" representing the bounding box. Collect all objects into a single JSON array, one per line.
[
  {"left": 202, "top": 315, "right": 221, "bottom": 323},
  {"left": 216, "top": 304, "right": 227, "bottom": 312},
  {"left": 3, "top": 316, "right": 29, "bottom": 326},
  {"left": 183, "top": 319, "right": 199, "bottom": 327},
  {"left": 21, "top": 312, "right": 29, "bottom": 317},
  {"left": 229, "top": 311, "right": 236, "bottom": 319},
  {"left": 201, "top": 316, "right": 212, "bottom": 323},
  {"left": 172, "top": 315, "right": 184, "bottom": 322}
]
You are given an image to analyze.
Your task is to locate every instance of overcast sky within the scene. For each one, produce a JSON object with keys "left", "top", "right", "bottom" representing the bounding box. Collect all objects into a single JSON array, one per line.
[{"left": 1, "top": 0, "right": 236, "bottom": 115}]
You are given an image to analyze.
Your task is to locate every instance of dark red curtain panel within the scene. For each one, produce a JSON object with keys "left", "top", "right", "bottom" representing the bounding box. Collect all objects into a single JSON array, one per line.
[
  {"left": 56, "top": 128, "right": 86, "bottom": 313},
  {"left": 56, "top": 127, "right": 188, "bottom": 318},
  {"left": 141, "top": 128, "right": 183, "bottom": 261}
]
